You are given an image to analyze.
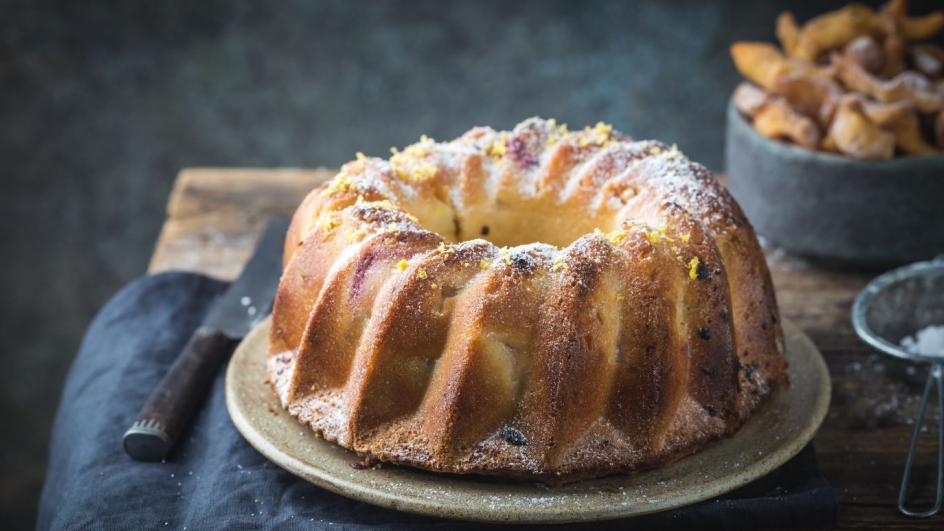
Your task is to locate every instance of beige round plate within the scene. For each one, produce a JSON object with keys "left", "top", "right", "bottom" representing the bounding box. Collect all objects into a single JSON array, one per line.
[{"left": 226, "top": 317, "right": 830, "bottom": 524}]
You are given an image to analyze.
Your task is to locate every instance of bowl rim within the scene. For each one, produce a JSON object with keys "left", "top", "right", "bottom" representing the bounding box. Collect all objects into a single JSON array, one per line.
[
  {"left": 726, "top": 98, "right": 944, "bottom": 168},
  {"left": 851, "top": 257, "right": 944, "bottom": 364}
]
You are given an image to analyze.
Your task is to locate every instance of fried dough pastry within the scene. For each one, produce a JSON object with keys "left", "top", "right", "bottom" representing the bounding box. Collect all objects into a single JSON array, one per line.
[
  {"left": 776, "top": 12, "right": 800, "bottom": 55},
  {"left": 730, "top": 42, "right": 831, "bottom": 91},
  {"left": 879, "top": 6, "right": 908, "bottom": 77},
  {"left": 730, "top": 43, "right": 790, "bottom": 90},
  {"left": 882, "top": 0, "right": 944, "bottom": 41},
  {"left": 860, "top": 98, "right": 938, "bottom": 155},
  {"left": 754, "top": 98, "right": 822, "bottom": 150},
  {"left": 734, "top": 82, "right": 821, "bottom": 148},
  {"left": 912, "top": 45, "right": 944, "bottom": 79},
  {"left": 731, "top": 0, "right": 944, "bottom": 157},
  {"left": 772, "top": 73, "right": 843, "bottom": 126},
  {"left": 834, "top": 54, "right": 944, "bottom": 112},
  {"left": 732, "top": 82, "right": 771, "bottom": 118},
  {"left": 826, "top": 99, "right": 896, "bottom": 158},
  {"left": 844, "top": 36, "right": 885, "bottom": 75},
  {"left": 787, "top": 1, "right": 943, "bottom": 62},
  {"left": 791, "top": 4, "right": 882, "bottom": 61}
]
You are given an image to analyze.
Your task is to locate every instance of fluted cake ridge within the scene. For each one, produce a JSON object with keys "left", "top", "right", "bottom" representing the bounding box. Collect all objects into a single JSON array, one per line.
[{"left": 267, "top": 117, "right": 787, "bottom": 484}]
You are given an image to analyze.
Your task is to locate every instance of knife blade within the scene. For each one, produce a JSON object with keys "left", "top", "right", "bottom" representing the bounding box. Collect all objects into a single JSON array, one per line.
[{"left": 123, "top": 217, "right": 289, "bottom": 461}]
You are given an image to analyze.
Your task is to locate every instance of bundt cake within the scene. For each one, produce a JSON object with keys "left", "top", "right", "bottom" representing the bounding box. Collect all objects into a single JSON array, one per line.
[{"left": 266, "top": 117, "right": 787, "bottom": 484}]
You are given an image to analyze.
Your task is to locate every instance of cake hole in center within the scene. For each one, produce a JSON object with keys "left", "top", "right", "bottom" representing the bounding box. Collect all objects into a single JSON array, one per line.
[{"left": 403, "top": 197, "right": 619, "bottom": 249}]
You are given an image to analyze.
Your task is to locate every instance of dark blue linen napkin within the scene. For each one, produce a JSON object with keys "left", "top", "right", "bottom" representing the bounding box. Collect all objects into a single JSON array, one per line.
[{"left": 38, "top": 272, "right": 837, "bottom": 530}]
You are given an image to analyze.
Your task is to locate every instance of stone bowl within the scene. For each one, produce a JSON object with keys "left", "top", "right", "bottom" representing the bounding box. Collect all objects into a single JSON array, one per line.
[{"left": 724, "top": 99, "right": 944, "bottom": 268}]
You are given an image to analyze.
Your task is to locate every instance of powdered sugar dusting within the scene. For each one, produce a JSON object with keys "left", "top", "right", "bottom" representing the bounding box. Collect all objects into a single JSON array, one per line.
[{"left": 900, "top": 325, "right": 944, "bottom": 357}]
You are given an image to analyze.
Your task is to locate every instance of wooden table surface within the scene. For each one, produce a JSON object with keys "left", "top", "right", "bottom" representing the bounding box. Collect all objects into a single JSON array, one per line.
[{"left": 150, "top": 168, "right": 943, "bottom": 529}]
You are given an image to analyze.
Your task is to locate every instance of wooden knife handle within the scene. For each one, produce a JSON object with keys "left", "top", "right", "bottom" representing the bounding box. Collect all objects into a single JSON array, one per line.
[{"left": 123, "top": 326, "right": 235, "bottom": 461}]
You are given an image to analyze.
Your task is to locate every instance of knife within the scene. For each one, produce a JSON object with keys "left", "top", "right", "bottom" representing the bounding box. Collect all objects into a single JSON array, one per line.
[{"left": 123, "top": 217, "right": 289, "bottom": 461}]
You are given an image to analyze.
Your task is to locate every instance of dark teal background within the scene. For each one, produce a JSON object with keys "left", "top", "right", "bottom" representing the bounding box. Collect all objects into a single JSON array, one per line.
[{"left": 2, "top": 0, "right": 940, "bottom": 528}]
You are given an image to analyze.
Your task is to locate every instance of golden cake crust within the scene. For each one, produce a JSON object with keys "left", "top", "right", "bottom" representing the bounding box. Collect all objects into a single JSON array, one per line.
[{"left": 267, "top": 118, "right": 787, "bottom": 484}]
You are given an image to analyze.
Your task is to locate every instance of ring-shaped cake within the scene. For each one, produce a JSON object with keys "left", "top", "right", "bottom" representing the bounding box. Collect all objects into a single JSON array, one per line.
[{"left": 267, "top": 118, "right": 787, "bottom": 484}]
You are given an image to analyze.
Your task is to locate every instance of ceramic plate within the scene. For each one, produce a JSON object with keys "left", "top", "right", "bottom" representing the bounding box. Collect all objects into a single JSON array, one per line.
[{"left": 226, "top": 317, "right": 830, "bottom": 524}]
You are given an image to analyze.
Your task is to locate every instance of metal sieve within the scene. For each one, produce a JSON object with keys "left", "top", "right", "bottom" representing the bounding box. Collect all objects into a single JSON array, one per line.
[{"left": 852, "top": 257, "right": 944, "bottom": 518}]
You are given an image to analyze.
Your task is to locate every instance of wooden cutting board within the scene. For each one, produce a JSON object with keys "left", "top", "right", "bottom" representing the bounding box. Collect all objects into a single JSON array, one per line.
[{"left": 149, "top": 168, "right": 334, "bottom": 279}]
